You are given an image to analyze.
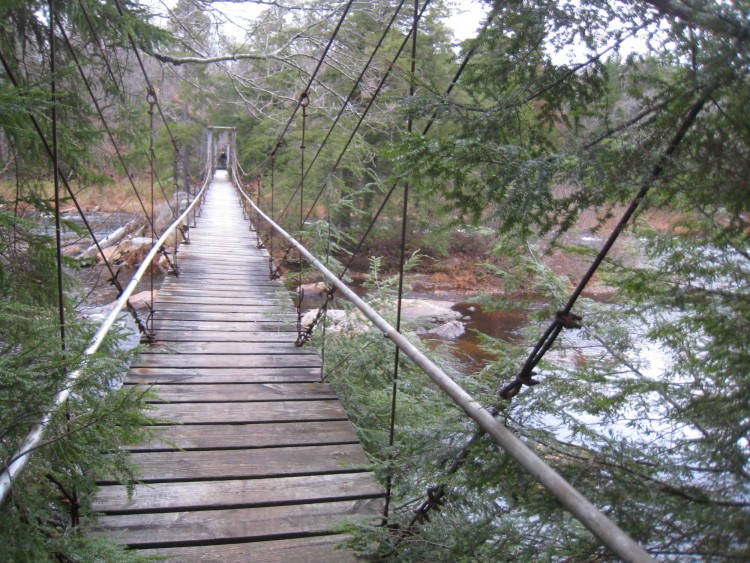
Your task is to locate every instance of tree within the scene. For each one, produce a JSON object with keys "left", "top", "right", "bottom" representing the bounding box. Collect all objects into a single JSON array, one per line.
[
  {"left": 0, "top": 1, "right": 169, "bottom": 559},
  {"left": 371, "top": 0, "right": 750, "bottom": 559}
]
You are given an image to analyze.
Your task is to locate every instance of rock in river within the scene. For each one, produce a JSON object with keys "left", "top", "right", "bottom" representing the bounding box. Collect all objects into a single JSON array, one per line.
[{"left": 425, "top": 319, "right": 466, "bottom": 339}]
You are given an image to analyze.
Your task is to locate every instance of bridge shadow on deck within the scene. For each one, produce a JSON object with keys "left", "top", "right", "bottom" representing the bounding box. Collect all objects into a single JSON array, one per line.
[{"left": 94, "top": 172, "right": 383, "bottom": 561}]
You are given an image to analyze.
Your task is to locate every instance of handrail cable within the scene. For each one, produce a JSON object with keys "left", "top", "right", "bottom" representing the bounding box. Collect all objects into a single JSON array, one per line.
[
  {"left": 234, "top": 177, "right": 654, "bottom": 563},
  {"left": 0, "top": 46, "right": 151, "bottom": 336},
  {"left": 0, "top": 168, "right": 212, "bottom": 507}
]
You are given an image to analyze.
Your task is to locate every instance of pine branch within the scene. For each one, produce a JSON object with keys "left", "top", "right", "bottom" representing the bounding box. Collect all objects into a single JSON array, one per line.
[{"left": 640, "top": 0, "right": 750, "bottom": 40}]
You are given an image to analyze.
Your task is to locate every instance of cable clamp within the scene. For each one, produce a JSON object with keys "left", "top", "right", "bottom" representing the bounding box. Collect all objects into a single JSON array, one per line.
[
  {"left": 555, "top": 310, "right": 583, "bottom": 329},
  {"left": 499, "top": 371, "right": 541, "bottom": 400}
]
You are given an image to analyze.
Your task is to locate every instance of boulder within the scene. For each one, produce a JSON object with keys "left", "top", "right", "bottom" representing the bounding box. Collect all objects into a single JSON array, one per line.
[
  {"left": 400, "top": 299, "right": 462, "bottom": 323},
  {"left": 426, "top": 320, "right": 466, "bottom": 339},
  {"left": 301, "top": 308, "right": 366, "bottom": 333},
  {"left": 128, "top": 290, "right": 157, "bottom": 309},
  {"left": 115, "top": 237, "right": 153, "bottom": 267},
  {"left": 64, "top": 244, "right": 82, "bottom": 256},
  {"left": 300, "top": 282, "right": 328, "bottom": 297}
]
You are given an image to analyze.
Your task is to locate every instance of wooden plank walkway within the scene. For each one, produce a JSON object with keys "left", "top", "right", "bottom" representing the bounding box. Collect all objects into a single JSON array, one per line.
[{"left": 94, "top": 172, "right": 383, "bottom": 560}]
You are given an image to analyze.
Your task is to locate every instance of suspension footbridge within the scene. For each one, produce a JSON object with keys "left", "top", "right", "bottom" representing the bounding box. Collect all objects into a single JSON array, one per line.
[
  {"left": 89, "top": 171, "right": 383, "bottom": 559},
  {"left": 0, "top": 0, "right": 664, "bottom": 558}
]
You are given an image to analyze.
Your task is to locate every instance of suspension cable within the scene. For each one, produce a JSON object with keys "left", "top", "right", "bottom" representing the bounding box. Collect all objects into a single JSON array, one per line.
[
  {"left": 294, "top": 0, "right": 409, "bottom": 196},
  {"left": 69, "top": 2, "right": 183, "bottom": 258},
  {"left": 61, "top": 2, "right": 178, "bottom": 312},
  {"left": 306, "top": 2, "right": 488, "bottom": 330},
  {"left": 404, "top": 94, "right": 710, "bottom": 535},
  {"left": 296, "top": 92, "right": 310, "bottom": 344},
  {"left": 254, "top": 0, "right": 357, "bottom": 181},
  {"left": 147, "top": 91, "right": 157, "bottom": 333},
  {"left": 0, "top": 46, "right": 152, "bottom": 336},
  {"left": 255, "top": 166, "right": 263, "bottom": 246},
  {"left": 502, "top": 94, "right": 708, "bottom": 399},
  {"left": 49, "top": 0, "right": 66, "bottom": 352},
  {"left": 384, "top": 0, "right": 420, "bottom": 524},
  {"left": 113, "top": 0, "right": 182, "bottom": 159},
  {"left": 297, "top": 0, "right": 488, "bottom": 343},
  {"left": 275, "top": 0, "right": 432, "bottom": 262},
  {"left": 55, "top": 16, "right": 157, "bottom": 231}
]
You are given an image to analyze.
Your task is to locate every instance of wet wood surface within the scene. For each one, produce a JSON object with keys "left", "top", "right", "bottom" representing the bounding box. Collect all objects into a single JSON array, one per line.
[{"left": 95, "top": 173, "right": 382, "bottom": 560}]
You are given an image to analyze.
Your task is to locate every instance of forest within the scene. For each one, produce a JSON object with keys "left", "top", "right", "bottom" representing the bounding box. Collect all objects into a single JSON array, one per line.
[{"left": 0, "top": 0, "right": 749, "bottom": 560}]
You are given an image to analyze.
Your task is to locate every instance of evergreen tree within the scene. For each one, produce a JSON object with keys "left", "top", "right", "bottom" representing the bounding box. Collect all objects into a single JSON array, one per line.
[
  {"left": 371, "top": 0, "right": 750, "bottom": 559},
  {"left": 0, "top": 1, "right": 169, "bottom": 559}
]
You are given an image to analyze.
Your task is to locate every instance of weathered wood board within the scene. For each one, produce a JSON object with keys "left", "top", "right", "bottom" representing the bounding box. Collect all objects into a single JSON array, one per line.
[{"left": 94, "top": 172, "right": 382, "bottom": 560}]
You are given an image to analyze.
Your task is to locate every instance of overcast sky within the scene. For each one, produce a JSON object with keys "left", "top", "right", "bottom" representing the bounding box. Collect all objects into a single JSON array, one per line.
[{"left": 150, "top": 0, "right": 491, "bottom": 43}]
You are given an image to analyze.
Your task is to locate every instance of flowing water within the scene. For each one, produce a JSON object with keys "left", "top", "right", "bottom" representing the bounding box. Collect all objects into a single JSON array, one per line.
[{"left": 418, "top": 295, "right": 530, "bottom": 374}]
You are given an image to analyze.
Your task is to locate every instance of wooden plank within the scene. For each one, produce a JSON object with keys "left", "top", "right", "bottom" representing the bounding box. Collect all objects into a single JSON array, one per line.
[
  {"left": 174, "top": 255, "right": 267, "bottom": 264},
  {"left": 95, "top": 498, "right": 382, "bottom": 547},
  {"left": 94, "top": 473, "right": 382, "bottom": 512},
  {"left": 126, "top": 366, "right": 320, "bottom": 384},
  {"left": 141, "top": 342, "right": 316, "bottom": 355},
  {"left": 159, "top": 287, "right": 285, "bottom": 297},
  {"left": 137, "top": 534, "right": 356, "bottom": 562},
  {"left": 156, "top": 296, "right": 286, "bottom": 306},
  {"left": 102, "top": 444, "right": 371, "bottom": 483},
  {"left": 126, "top": 421, "right": 360, "bottom": 451},
  {"left": 155, "top": 303, "right": 287, "bottom": 313},
  {"left": 152, "top": 311, "right": 296, "bottom": 322},
  {"left": 159, "top": 278, "right": 281, "bottom": 288},
  {"left": 135, "top": 383, "right": 337, "bottom": 402},
  {"left": 152, "top": 320, "right": 296, "bottom": 332},
  {"left": 148, "top": 400, "right": 348, "bottom": 424},
  {"left": 129, "top": 354, "right": 320, "bottom": 369},
  {"left": 152, "top": 330, "right": 294, "bottom": 342},
  {"left": 172, "top": 266, "right": 272, "bottom": 276}
]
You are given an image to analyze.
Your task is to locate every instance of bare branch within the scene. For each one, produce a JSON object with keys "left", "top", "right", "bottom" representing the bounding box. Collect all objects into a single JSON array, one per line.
[{"left": 151, "top": 49, "right": 284, "bottom": 66}]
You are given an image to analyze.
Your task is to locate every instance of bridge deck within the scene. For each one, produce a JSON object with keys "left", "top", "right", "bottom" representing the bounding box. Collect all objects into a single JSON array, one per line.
[{"left": 94, "top": 172, "right": 383, "bottom": 560}]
